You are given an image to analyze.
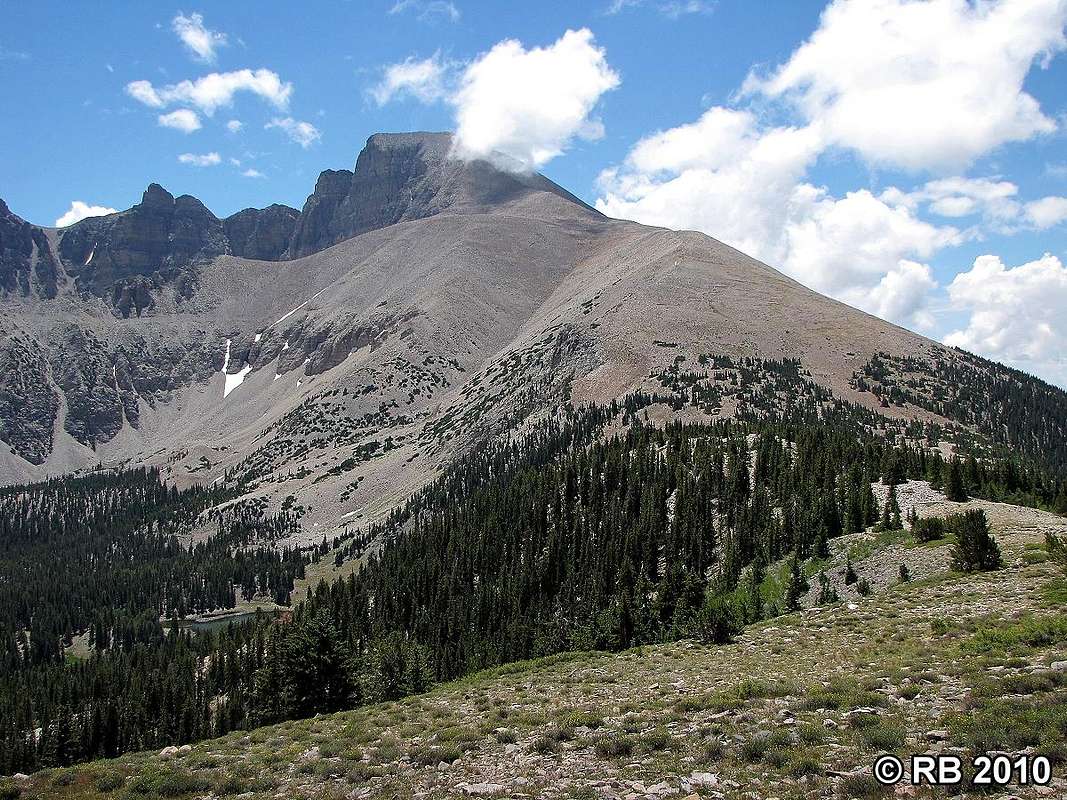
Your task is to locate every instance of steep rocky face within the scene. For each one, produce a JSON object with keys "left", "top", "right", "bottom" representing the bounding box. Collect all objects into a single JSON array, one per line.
[
  {"left": 0, "top": 199, "right": 60, "bottom": 298},
  {"left": 285, "top": 169, "right": 355, "bottom": 258},
  {"left": 0, "top": 331, "right": 59, "bottom": 464},
  {"left": 57, "top": 184, "right": 227, "bottom": 312},
  {"left": 284, "top": 132, "right": 590, "bottom": 258},
  {"left": 223, "top": 204, "right": 299, "bottom": 261}
]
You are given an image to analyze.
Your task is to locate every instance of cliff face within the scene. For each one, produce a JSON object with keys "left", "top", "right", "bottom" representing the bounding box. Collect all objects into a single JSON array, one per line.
[
  {"left": 285, "top": 169, "right": 355, "bottom": 259},
  {"left": 55, "top": 184, "right": 226, "bottom": 313},
  {"left": 284, "top": 132, "right": 592, "bottom": 257},
  {"left": 0, "top": 199, "right": 59, "bottom": 299},
  {"left": 223, "top": 204, "right": 300, "bottom": 261}
]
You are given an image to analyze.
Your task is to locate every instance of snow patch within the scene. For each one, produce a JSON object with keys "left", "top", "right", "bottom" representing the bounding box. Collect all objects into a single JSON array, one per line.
[
  {"left": 271, "top": 286, "right": 328, "bottom": 327},
  {"left": 220, "top": 338, "right": 252, "bottom": 398},
  {"left": 224, "top": 365, "right": 252, "bottom": 398},
  {"left": 282, "top": 341, "right": 290, "bottom": 351},
  {"left": 254, "top": 333, "right": 262, "bottom": 343},
  {"left": 84, "top": 245, "right": 95, "bottom": 265}
]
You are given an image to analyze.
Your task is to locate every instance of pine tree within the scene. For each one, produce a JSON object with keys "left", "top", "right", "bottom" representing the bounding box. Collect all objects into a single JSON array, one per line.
[
  {"left": 944, "top": 457, "right": 968, "bottom": 502},
  {"left": 950, "top": 510, "right": 1002, "bottom": 572},
  {"left": 784, "top": 553, "right": 809, "bottom": 612},
  {"left": 816, "top": 572, "right": 839, "bottom": 605},
  {"left": 844, "top": 559, "right": 858, "bottom": 585}
]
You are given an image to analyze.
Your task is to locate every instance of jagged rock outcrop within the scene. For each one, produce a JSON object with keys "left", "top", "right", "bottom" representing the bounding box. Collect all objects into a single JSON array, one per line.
[
  {"left": 0, "top": 332, "right": 59, "bottom": 464},
  {"left": 57, "top": 184, "right": 227, "bottom": 310},
  {"left": 285, "top": 169, "right": 355, "bottom": 259},
  {"left": 285, "top": 132, "right": 597, "bottom": 258},
  {"left": 223, "top": 204, "right": 299, "bottom": 261},
  {"left": 0, "top": 199, "right": 60, "bottom": 298}
]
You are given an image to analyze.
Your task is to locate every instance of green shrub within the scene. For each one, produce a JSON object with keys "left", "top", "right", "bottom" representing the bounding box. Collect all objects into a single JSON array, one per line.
[
  {"left": 409, "top": 743, "right": 462, "bottom": 766},
  {"left": 128, "top": 765, "right": 210, "bottom": 797},
  {"left": 594, "top": 735, "right": 635, "bottom": 759},
  {"left": 837, "top": 772, "right": 890, "bottom": 798},
  {"left": 859, "top": 721, "right": 906, "bottom": 751},
  {"left": 529, "top": 735, "right": 559, "bottom": 755},
  {"left": 94, "top": 771, "right": 125, "bottom": 792},
  {"left": 638, "top": 729, "right": 672, "bottom": 752},
  {"left": 494, "top": 728, "right": 518, "bottom": 744},
  {"left": 912, "top": 517, "right": 945, "bottom": 543}
]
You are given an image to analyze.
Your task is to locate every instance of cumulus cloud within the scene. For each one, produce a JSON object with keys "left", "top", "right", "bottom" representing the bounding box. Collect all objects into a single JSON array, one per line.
[
  {"left": 451, "top": 29, "right": 619, "bottom": 170},
  {"left": 743, "top": 0, "right": 1067, "bottom": 171},
  {"left": 172, "top": 12, "right": 227, "bottom": 63},
  {"left": 1025, "top": 196, "right": 1067, "bottom": 229},
  {"left": 595, "top": 0, "right": 1067, "bottom": 337},
  {"left": 178, "top": 151, "right": 221, "bottom": 167},
  {"left": 389, "top": 0, "right": 460, "bottom": 22},
  {"left": 597, "top": 112, "right": 823, "bottom": 260},
  {"left": 781, "top": 188, "right": 959, "bottom": 327},
  {"left": 242, "top": 168, "right": 265, "bottom": 178},
  {"left": 596, "top": 112, "right": 959, "bottom": 330},
  {"left": 370, "top": 29, "right": 618, "bottom": 170},
  {"left": 266, "top": 117, "right": 321, "bottom": 148},
  {"left": 881, "top": 177, "right": 1067, "bottom": 233},
  {"left": 946, "top": 253, "right": 1067, "bottom": 387},
  {"left": 54, "top": 201, "right": 118, "bottom": 228},
  {"left": 126, "top": 69, "right": 292, "bottom": 115},
  {"left": 370, "top": 55, "right": 448, "bottom": 105},
  {"left": 864, "top": 261, "right": 940, "bottom": 331},
  {"left": 157, "top": 108, "right": 202, "bottom": 132},
  {"left": 226, "top": 119, "right": 243, "bottom": 133}
]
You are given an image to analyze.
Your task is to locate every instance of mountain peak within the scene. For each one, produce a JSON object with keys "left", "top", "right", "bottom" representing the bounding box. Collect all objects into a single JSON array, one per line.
[
  {"left": 141, "top": 183, "right": 175, "bottom": 208},
  {"left": 286, "top": 131, "right": 596, "bottom": 257}
]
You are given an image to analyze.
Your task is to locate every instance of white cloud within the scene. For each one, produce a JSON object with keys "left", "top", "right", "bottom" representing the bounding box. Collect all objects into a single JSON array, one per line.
[
  {"left": 54, "top": 201, "right": 118, "bottom": 228},
  {"left": 172, "top": 12, "right": 227, "bottom": 64},
  {"left": 781, "top": 187, "right": 958, "bottom": 328},
  {"left": 178, "top": 151, "right": 221, "bottom": 167},
  {"left": 127, "top": 79, "right": 163, "bottom": 108},
  {"left": 126, "top": 69, "right": 291, "bottom": 115},
  {"left": 864, "top": 260, "right": 939, "bottom": 331},
  {"left": 596, "top": 107, "right": 961, "bottom": 329},
  {"left": 946, "top": 253, "right": 1067, "bottom": 386},
  {"left": 242, "top": 168, "right": 265, "bottom": 178},
  {"left": 451, "top": 28, "right": 620, "bottom": 170},
  {"left": 158, "top": 108, "right": 202, "bottom": 132},
  {"left": 595, "top": 0, "right": 1067, "bottom": 337},
  {"left": 226, "top": 119, "right": 243, "bottom": 133},
  {"left": 743, "top": 0, "right": 1067, "bottom": 171},
  {"left": 389, "top": 0, "right": 460, "bottom": 22},
  {"left": 266, "top": 117, "right": 321, "bottom": 148},
  {"left": 606, "top": 0, "right": 713, "bottom": 16},
  {"left": 370, "top": 55, "right": 448, "bottom": 105},
  {"left": 882, "top": 177, "right": 1067, "bottom": 232},
  {"left": 1024, "top": 195, "right": 1067, "bottom": 229},
  {"left": 659, "top": 1, "right": 714, "bottom": 18}
]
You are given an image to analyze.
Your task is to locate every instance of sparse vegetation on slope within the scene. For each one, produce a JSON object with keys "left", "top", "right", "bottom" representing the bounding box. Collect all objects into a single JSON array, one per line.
[{"left": 5, "top": 500, "right": 1065, "bottom": 799}]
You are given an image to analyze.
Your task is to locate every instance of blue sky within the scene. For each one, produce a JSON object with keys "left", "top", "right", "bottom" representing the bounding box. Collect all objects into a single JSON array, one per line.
[{"left": 2, "top": 0, "right": 1066, "bottom": 386}]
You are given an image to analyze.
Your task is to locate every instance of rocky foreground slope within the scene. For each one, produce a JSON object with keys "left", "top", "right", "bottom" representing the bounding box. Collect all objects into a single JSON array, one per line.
[{"left": 6, "top": 495, "right": 1066, "bottom": 800}]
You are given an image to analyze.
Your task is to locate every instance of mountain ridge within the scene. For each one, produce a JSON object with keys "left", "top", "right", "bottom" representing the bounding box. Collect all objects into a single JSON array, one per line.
[{"left": 1, "top": 131, "right": 1064, "bottom": 540}]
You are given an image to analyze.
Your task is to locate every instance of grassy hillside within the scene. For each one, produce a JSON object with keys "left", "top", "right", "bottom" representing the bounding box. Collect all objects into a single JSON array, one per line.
[{"left": 5, "top": 498, "right": 1066, "bottom": 800}]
